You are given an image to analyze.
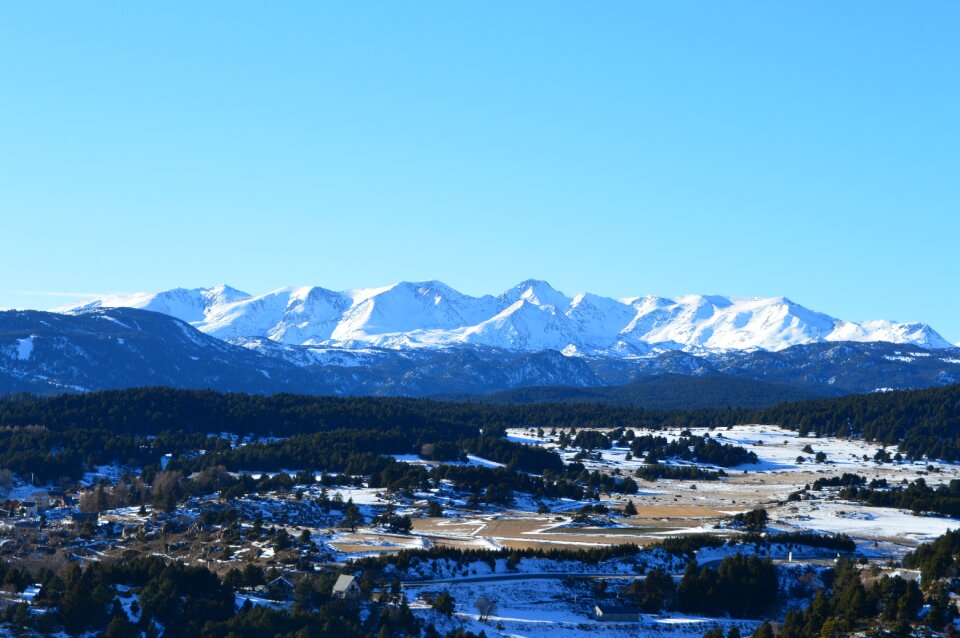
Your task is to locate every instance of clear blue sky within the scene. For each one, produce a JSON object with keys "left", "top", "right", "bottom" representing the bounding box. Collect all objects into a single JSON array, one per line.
[{"left": 1, "top": 2, "right": 957, "bottom": 342}]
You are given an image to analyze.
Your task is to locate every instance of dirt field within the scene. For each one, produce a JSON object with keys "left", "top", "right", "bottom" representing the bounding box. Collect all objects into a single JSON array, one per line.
[
  {"left": 629, "top": 505, "right": 726, "bottom": 518},
  {"left": 409, "top": 511, "right": 721, "bottom": 551}
]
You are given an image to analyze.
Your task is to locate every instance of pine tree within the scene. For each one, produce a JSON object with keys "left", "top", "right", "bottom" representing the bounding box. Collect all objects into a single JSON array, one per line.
[{"left": 103, "top": 612, "right": 139, "bottom": 638}]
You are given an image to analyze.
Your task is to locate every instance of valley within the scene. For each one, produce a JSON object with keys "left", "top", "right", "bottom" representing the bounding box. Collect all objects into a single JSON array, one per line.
[{"left": 1, "top": 387, "right": 960, "bottom": 636}]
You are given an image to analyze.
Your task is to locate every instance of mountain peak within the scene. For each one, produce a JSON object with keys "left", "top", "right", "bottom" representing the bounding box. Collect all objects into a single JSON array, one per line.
[
  {"left": 203, "top": 284, "right": 251, "bottom": 304},
  {"left": 500, "top": 279, "right": 570, "bottom": 308},
  {"left": 54, "top": 281, "right": 954, "bottom": 355}
]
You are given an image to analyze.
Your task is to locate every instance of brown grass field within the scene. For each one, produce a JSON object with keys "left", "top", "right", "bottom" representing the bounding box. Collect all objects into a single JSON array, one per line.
[{"left": 407, "top": 510, "right": 724, "bottom": 551}]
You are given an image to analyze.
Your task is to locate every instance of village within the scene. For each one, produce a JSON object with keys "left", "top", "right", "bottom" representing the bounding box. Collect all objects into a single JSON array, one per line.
[{"left": 0, "top": 421, "right": 956, "bottom": 636}]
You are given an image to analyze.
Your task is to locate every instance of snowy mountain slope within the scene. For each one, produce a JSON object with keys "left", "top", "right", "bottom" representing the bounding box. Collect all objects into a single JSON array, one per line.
[
  {"left": 620, "top": 295, "right": 842, "bottom": 351},
  {"left": 565, "top": 293, "right": 640, "bottom": 352},
  {"left": 459, "top": 299, "right": 581, "bottom": 351},
  {"left": 67, "top": 284, "right": 251, "bottom": 324},
  {"left": 332, "top": 280, "right": 500, "bottom": 344},
  {"left": 57, "top": 281, "right": 955, "bottom": 354},
  {"left": 499, "top": 279, "right": 572, "bottom": 309},
  {"left": 208, "top": 286, "right": 352, "bottom": 344},
  {"left": 826, "top": 319, "right": 948, "bottom": 348}
]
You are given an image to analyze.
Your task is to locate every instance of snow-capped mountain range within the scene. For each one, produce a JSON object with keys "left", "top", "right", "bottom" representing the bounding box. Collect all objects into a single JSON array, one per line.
[{"left": 57, "top": 280, "right": 954, "bottom": 355}]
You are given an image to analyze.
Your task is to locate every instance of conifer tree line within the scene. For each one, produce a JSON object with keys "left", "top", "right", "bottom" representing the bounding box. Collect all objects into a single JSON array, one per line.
[{"left": 2, "top": 383, "right": 958, "bottom": 459}]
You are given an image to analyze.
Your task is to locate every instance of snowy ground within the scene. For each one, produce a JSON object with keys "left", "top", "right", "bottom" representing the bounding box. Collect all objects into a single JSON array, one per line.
[
  {"left": 388, "top": 422, "right": 960, "bottom": 636},
  {"left": 779, "top": 499, "right": 959, "bottom": 544},
  {"left": 501, "top": 424, "right": 960, "bottom": 551},
  {"left": 507, "top": 423, "right": 952, "bottom": 476},
  {"left": 406, "top": 577, "right": 760, "bottom": 638}
]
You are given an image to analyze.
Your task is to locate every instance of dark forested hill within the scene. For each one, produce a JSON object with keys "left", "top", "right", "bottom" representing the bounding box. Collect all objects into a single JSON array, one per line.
[
  {"left": 0, "top": 387, "right": 658, "bottom": 437},
  {"left": 750, "top": 384, "right": 960, "bottom": 459},
  {"left": 583, "top": 341, "right": 960, "bottom": 394},
  {"left": 0, "top": 308, "right": 330, "bottom": 395},
  {"left": 473, "top": 374, "right": 841, "bottom": 409},
  {"left": 2, "top": 384, "right": 960, "bottom": 459},
  {"left": 0, "top": 308, "right": 597, "bottom": 396}
]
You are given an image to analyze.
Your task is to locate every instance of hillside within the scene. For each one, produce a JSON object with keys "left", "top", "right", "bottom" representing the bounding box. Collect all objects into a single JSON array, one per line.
[{"left": 475, "top": 374, "right": 842, "bottom": 409}]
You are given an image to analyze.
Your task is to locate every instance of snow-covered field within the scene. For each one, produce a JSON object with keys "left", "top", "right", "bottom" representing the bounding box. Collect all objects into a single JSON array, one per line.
[
  {"left": 374, "top": 424, "right": 960, "bottom": 636},
  {"left": 503, "top": 424, "right": 960, "bottom": 551},
  {"left": 780, "top": 499, "right": 958, "bottom": 543},
  {"left": 406, "top": 577, "right": 760, "bottom": 638}
]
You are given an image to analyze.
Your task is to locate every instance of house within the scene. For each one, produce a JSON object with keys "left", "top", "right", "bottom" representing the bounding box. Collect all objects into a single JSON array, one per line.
[
  {"left": 19, "top": 501, "right": 38, "bottom": 517},
  {"left": 267, "top": 576, "right": 295, "bottom": 601},
  {"left": 46, "top": 490, "right": 68, "bottom": 508},
  {"left": 332, "top": 574, "right": 361, "bottom": 602},
  {"left": 594, "top": 604, "right": 641, "bottom": 622},
  {"left": 32, "top": 493, "right": 53, "bottom": 512}
]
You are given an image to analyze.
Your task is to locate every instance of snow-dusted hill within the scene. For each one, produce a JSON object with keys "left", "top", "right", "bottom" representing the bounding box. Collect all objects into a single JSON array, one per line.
[{"left": 59, "top": 280, "right": 954, "bottom": 355}]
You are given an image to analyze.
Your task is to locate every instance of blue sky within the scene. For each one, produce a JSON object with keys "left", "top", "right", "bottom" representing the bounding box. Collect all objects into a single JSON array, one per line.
[{"left": 1, "top": 2, "right": 957, "bottom": 341}]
